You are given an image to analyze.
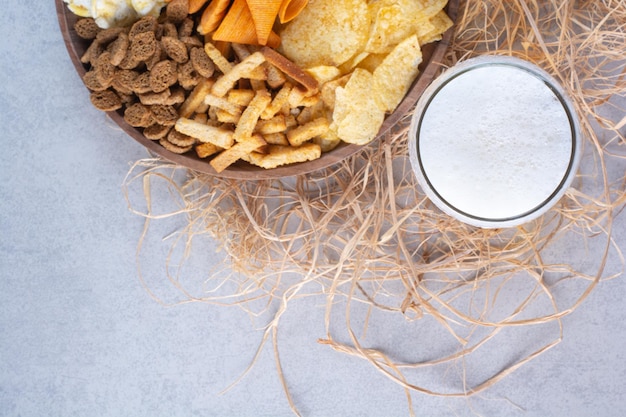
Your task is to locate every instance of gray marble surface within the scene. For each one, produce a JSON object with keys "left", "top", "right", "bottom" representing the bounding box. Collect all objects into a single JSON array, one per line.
[{"left": 1, "top": 2, "right": 626, "bottom": 416}]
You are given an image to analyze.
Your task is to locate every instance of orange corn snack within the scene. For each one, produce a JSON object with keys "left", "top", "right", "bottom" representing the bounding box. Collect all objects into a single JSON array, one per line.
[
  {"left": 198, "top": 0, "right": 231, "bottom": 35},
  {"left": 213, "top": 0, "right": 280, "bottom": 47},
  {"left": 278, "top": 0, "right": 308, "bottom": 23},
  {"left": 188, "top": 0, "right": 209, "bottom": 13},
  {"left": 246, "top": 0, "right": 282, "bottom": 45}
]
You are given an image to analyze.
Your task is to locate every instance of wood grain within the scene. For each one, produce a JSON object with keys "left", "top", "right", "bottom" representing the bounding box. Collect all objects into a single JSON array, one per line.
[{"left": 56, "top": 0, "right": 459, "bottom": 179}]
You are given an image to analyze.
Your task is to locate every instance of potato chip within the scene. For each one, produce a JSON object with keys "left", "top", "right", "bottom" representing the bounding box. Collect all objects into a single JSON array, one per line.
[
  {"left": 419, "top": 10, "right": 454, "bottom": 45},
  {"left": 278, "top": 0, "right": 369, "bottom": 68},
  {"left": 312, "top": 129, "right": 341, "bottom": 152},
  {"left": 364, "top": 4, "right": 406, "bottom": 54},
  {"left": 319, "top": 74, "right": 349, "bottom": 109},
  {"left": 371, "top": 0, "right": 448, "bottom": 22},
  {"left": 354, "top": 53, "right": 387, "bottom": 73},
  {"left": 373, "top": 34, "right": 423, "bottom": 112},
  {"left": 305, "top": 66, "right": 342, "bottom": 84},
  {"left": 365, "top": 0, "right": 448, "bottom": 54},
  {"left": 331, "top": 68, "right": 385, "bottom": 145}
]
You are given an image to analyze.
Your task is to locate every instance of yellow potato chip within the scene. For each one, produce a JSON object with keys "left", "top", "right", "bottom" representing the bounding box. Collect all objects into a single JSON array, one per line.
[
  {"left": 373, "top": 35, "right": 423, "bottom": 112},
  {"left": 372, "top": 0, "right": 449, "bottom": 22},
  {"left": 354, "top": 53, "right": 386, "bottom": 73},
  {"left": 312, "top": 129, "right": 341, "bottom": 152},
  {"left": 278, "top": 0, "right": 369, "bottom": 68},
  {"left": 331, "top": 68, "right": 385, "bottom": 145},
  {"left": 365, "top": 0, "right": 448, "bottom": 54},
  {"left": 364, "top": 4, "right": 406, "bottom": 54},
  {"left": 419, "top": 10, "right": 454, "bottom": 45},
  {"left": 337, "top": 51, "right": 370, "bottom": 74},
  {"left": 305, "top": 65, "right": 342, "bottom": 84},
  {"left": 320, "top": 74, "right": 350, "bottom": 109}
]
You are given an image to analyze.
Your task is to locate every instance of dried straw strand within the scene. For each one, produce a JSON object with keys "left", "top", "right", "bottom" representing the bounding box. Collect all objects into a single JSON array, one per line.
[{"left": 123, "top": 0, "right": 626, "bottom": 414}]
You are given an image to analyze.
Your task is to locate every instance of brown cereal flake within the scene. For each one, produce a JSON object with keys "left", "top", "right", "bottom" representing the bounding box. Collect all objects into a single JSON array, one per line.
[
  {"left": 178, "top": 17, "right": 195, "bottom": 38},
  {"left": 146, "top": 42, "right": 167, "bottom": 71},
  {"left": 83, "top": 70, "right": 109, "bottom": 92},
  {"left": 179, "top": 35, "right": 203, "bottom": 49},
  {"left": 96, "top": 27, "right": 126, "bottom": 44},
  {"left": 111, "top": 77, "right": 135, "bottom": 95},
  {"left": 190, "top": 47, "right": 215, "bottom": 78},
  {"left": 94, "top": 51, "right": 116, "bottom": 86},
  {"left": 159, "top": 137, "right": 193, "bottom": 154},
  {"left": 74, "top": 18, "right": 100, "bottom": 40},
  {"left": 108, "top": 32, "right": 129, "bottom": 66},
  {"left": 165, "top": 0, "right": 189, "bottom": 24},
  {"left": 89, "top": 89, "right": 122, "bottom": 112},
  {"left": 150, "top": 104, "right": 179, "bottom": 126},
  {"left": 143, "top": 123, "right": 171, "bottom": 140},
  {"left": 161, "top": 36, "right": 189, "bottom": 63},
  {"left": 177, "top": 60, "right": 201, "bottom": 90},
  {"left": 128, "top": 15, "right": 158, "bottom": 40},
  {"left": 130, "top": 31, "right": 157, "bottom": 62},
  {"left": 117, "top": 44, "right": 141, "bottom": 70},
  {"left": 167, "top": 129, "right": 197, "bottom": 147},
  {"left": 138, "top": 89, "right": 172, "bottom": 105},
  {"left": 81, "top": 40, "right": 103, "bottom": 65},
  {"left": 131, "top": 72, "right": 153, "bottom": 94},
  {"left": 124, "top": 102, "right": 154, "bottom": 127},
  {"left": 150, "top": 60, "right": 178, "bottom": 92},
  {"left": 163, "top": 87, "right": 186, "bottom": 105},
  {"left": 162, "top": 22, "right": 178, "bottom": 39},
  {"left": 114, "top": 69, "right": 140, "bottom": 92}
]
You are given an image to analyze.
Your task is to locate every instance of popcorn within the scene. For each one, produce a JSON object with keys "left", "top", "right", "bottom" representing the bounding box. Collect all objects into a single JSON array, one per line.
[{"left": 64, "top": 0, "right": 168, "bottom": 28}]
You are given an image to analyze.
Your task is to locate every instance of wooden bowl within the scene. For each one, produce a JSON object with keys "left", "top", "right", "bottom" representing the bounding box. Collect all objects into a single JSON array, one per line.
[{"left": 56, "top": 0, "right": 459, "bottom": 179}]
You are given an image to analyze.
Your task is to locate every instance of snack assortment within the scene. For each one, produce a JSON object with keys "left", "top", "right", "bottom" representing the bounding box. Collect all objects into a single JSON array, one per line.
[{"left": 69, "top": 0, "right": 452, "bottom": 172}]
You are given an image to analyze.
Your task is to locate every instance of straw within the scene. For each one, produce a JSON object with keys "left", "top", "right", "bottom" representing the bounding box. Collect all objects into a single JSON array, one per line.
[{"left": 123, "top": 0, "right": 626, "bottom": 414}]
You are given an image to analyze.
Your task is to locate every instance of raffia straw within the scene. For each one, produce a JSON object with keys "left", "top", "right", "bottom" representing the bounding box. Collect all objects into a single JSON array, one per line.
[{"left": 122, "top": 0, "right": 626, "bottom": 415}]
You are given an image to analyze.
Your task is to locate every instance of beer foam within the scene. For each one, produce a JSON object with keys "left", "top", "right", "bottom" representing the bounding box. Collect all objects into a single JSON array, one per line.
[{"left": 417, "top": 64, "right": 574, "bottom": 220}]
